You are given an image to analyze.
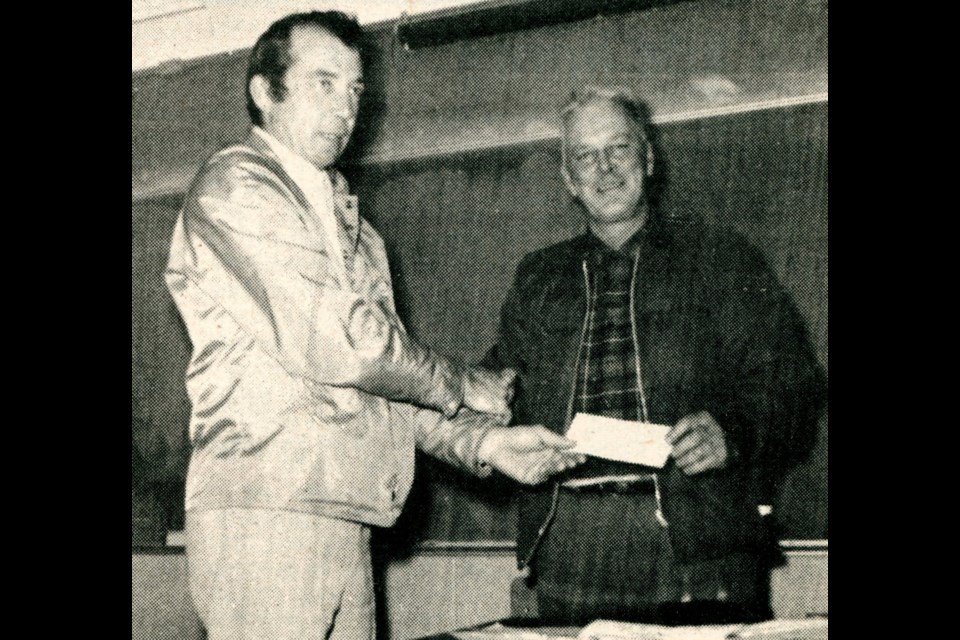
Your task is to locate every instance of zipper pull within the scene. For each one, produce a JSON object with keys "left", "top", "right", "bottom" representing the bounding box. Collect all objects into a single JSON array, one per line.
[
  {"left": 653, "top": 474, "right": 669, "bottom": 527},
  {"left": 656, "top": 509, "right": 669, "bottom": 528}
]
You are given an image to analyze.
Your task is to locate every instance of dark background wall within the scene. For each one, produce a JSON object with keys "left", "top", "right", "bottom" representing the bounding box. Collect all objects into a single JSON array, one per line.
[{"left": 132, "top": 0, "right": 828, "bottom": 544}]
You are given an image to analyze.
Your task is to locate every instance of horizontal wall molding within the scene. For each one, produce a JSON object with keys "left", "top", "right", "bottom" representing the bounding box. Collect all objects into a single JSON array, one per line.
[
  {"left": 653, "top": 93, "right": 828, "bottom": 129},
  {"left": 132, "top": 92, "right": 827, "bottom": 203},
  {"left": 779, "top": 539, "right": 829, "bottom": 552},
  {"left": 401, "top": 538, "right": 829, "bottom": 555},
  {"left": 156, "top": 531, "right": 826, "bottom": 555},
  {"left": 355, "top": 92, "right": 828, "bottom": 166}
]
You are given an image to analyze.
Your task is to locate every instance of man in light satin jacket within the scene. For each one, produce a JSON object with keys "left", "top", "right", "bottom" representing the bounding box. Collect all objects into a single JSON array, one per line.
[{"left": 164, "top": 11, "right": 582, "bottom": 640}]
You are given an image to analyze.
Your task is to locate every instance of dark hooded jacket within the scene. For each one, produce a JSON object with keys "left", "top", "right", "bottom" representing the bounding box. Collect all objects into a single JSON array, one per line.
[{"left": 483, "top": 218, "right": 826, "bottom": 568}]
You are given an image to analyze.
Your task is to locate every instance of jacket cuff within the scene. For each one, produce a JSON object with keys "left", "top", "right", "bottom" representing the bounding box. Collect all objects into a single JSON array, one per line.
[
  {"left": 434, "top": 358, "right": 466, "bottom": 418},
  {"left": 723, "top": 430, "right": 743, "bottom": 468},
  {"left": 459, "top": 410, "right": 497, "bottom": 477}
]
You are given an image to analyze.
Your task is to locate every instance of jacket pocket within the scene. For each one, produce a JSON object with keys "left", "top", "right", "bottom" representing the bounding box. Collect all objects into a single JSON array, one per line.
[
  {"left": 295, "top": 402, "right": 398, "bottom": 515},
  {"left": 661, "top": 466, "right": 765, "bottom": 562},
  {"left": 303, "top": 379, "right": 368, "bottom": 437}
]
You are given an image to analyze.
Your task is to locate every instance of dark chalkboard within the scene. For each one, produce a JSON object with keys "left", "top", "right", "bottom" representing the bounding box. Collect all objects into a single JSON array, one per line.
[{"left": 131, "top": 102, "right": 827, "bottom": 545}]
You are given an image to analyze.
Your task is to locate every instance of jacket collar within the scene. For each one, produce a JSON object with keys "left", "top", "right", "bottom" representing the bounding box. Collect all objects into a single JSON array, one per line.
[
  {"left": 571, "top": 213, "right": 673, "bottom": 264},
  {"left": 244, "top": 129, "right": 361, "bottom": 252}
]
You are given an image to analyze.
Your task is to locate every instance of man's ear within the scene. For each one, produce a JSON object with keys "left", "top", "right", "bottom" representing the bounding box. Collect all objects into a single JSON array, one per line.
[
  {"left": 249, "top": 75, "right": 275, "bottom": 117},
  {"left": 644, "top": 142, "right": 655, "bottom": 178}
]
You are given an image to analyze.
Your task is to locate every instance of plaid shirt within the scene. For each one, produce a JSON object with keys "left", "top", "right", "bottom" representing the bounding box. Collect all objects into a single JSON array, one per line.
[{"left": 564, "top": 232, "right": 658, "bottom": 483}]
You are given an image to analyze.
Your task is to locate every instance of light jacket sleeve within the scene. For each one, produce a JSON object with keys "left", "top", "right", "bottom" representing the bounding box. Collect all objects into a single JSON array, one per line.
[
  {"left": 169, "top": 153, "right": 465, "bottom": 416},
  {"left": 394, "top": 402, "right": 496, "bottom": 477}
]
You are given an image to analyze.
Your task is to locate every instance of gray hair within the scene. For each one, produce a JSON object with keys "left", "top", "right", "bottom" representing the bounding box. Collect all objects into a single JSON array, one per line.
[{"left": 559, "top": 86, "right": 652, "bottom": 168}]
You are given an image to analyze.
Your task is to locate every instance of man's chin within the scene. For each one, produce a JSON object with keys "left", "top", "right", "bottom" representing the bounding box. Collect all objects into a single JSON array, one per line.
[
  {"left": 588, "top": 204, "right": 635, "bottom": 220},
  {"left": 308, "top": 144, "right": 343, "bottom": 168},
  {"left": 587, "top": 206, "right": 647, "bottom": 226}
]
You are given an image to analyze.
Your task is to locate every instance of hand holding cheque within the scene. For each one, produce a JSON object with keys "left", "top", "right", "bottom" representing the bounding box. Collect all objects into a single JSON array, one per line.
[
  {"left": 666, "top": 410, "right": 728, "bottom": 475},
  {"left": 478, "top": 425, "right": 587, "bottom": 485},
  {"left": 466, "top": 367, "right": 586, "bottom": 484},
  {"left": 566, "top": 410, "right": 728, "bottom": 475},
  {"left": 464, "top": 373, "right": 730, "bottom": 483}
]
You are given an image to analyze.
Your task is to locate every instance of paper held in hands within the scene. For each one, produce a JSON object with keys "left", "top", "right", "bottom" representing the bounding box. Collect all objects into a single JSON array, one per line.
[{"left": 566, "top": 413, "right": 672, "bottom": 468}]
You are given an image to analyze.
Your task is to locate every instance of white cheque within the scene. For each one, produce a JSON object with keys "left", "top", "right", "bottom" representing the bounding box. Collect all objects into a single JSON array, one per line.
[{"left": 566, "top": 413, "right": 672, "bottom": 468}]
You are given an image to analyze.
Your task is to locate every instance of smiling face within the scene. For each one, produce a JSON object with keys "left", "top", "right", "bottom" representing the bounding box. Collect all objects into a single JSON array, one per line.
[
  {"left": 251, "top": 25, "right": 364, "bottom": 169},
  {"left": 561, "top": 98, "right": 654, "bottom": 230}
]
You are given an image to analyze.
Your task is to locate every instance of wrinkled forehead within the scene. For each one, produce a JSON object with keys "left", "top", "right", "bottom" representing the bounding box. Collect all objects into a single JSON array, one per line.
[{"left": 562, "top": 98, "right": 645, "bottom": 146}]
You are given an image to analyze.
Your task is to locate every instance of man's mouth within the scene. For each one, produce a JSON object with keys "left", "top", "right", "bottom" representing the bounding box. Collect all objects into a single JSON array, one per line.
[
  {"left": 596, "top": 180, "right": 624, "bottom": 194},
  {"left": 318, "top": 132, "right": 343, "bottom": 142}
]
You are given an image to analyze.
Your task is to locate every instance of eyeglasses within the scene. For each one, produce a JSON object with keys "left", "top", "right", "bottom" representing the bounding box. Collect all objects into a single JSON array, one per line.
[{"left": 569, "top": 138, "right": 644, "bottom": 173}]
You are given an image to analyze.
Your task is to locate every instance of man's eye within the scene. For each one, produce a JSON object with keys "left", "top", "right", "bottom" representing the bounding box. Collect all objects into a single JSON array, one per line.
[
  {"left": 575, "top": 152, "right": 593, "bottom": 163},
  {"left": 350, "top": 84, "right": 365, "bottom": 98}
]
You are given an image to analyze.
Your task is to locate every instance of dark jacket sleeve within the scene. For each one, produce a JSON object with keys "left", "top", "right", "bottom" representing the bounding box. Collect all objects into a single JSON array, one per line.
[
  {"left": 708, "top": 233, "right": 827, "bottom": 502},
  {"left": 480, "top": 254, "right": 537, "bottom": 376}
]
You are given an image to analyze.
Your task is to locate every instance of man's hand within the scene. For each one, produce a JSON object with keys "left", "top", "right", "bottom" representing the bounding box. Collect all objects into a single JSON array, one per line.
[
  {"left": 666, "top": 411, "right": 728, "bottom": 475},
  {"left": 462, "top": 367, "right": 517, "bottom": 423},
  {"left": 477, "top": 426, "right": 586, "bottom": 485}
]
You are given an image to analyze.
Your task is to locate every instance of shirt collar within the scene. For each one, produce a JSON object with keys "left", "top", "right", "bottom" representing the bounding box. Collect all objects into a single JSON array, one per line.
[
  {"left": 582, "top": 214, "right": 670, "bottom": 264},
  {"left": 253, "top": 127, "right": 330, "bottom": 193},
  {"left": 252, "top": 127, "right": 360, "bottom": 250},
  {"left": 584, "top": 226, "right": 645, "bottom": 263}
]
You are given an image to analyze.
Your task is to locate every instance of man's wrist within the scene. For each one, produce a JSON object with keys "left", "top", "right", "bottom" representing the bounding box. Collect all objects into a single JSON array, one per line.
[{"left": 477, "top": 428, "right": 499, "bottom": 464}]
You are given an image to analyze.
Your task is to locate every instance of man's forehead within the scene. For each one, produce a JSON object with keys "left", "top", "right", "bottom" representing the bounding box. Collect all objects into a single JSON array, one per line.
[
  {"left": 564, "top": 101, "right": 640, "bottom": 144},
  {"left": 288, "top": 25, "right": 362, "bottom": 77}
]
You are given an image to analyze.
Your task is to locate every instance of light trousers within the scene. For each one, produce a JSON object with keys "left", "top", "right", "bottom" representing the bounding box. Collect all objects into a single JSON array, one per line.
[{"left": 186, "top": 508, "right": 374, "bottom": 640}]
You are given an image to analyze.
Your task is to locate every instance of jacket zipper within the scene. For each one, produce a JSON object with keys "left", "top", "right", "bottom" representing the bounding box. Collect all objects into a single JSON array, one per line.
[
  {"left": 628, "top": 250, "right": 688, "bottom": 598},
  {"left": 518, "top": 259, "right": 594, "bottom": 570},
  {"left": 627, "top": 250, "right": 670, "bottom": 529}
]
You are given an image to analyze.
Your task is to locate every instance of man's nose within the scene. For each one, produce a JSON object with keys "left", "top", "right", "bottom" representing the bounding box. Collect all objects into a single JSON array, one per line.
[
  {"left": 326, "top": 99, "right": 357, "bottom": 136},
  {"left": 326, "top": 94, "right": 357, "bottom": 133},
  {"left": 597, "top": 148, "right": 614, "bottom": 173},
  {"left": 329, "top": 88, "right": 357, "bottom": 121}
]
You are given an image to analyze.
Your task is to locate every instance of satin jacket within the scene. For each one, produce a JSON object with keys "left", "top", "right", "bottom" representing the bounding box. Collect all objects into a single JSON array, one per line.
[{"left": 165, "top": 132, "right": 493, "bottom": 527}]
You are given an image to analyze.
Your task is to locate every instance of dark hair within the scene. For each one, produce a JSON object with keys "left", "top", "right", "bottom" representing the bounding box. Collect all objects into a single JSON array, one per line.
[{"left": 245, "top": 11, "right": 365, "bottom": 126}]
